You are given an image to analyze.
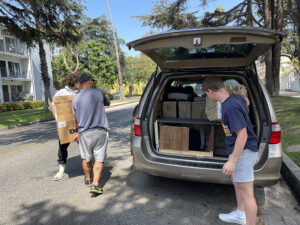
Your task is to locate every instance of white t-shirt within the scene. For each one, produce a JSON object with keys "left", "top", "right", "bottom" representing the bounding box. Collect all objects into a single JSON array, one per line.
[{"left": 54, "top": 86, "right": 79, "bottom": 96}]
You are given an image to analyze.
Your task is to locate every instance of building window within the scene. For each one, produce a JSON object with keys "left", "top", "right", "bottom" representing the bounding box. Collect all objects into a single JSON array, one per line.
[
  {"left": 4, "top": 37, "right": 26, "bottom": 55},
  {"left": 2, "top": 85, "right": 9, "bottom": 102},
  {"left": 5, "top": 37, "right": 17, "bottom": 54},
  {"left": 10, "top": 85, "right": 23, "bottom": 101},
  {"left": 8, "top": 61, "right": 21, "bottom": 78},
  {"left": 0, "top": 38, "right": 4, "bottom": 52},
  {"left": 0, "top": 60, "right": 7, "bottom": 77}
]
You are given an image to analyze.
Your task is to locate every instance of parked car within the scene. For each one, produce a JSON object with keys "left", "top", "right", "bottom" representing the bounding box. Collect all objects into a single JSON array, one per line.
[
  {"left": 112, "top": 92, "right": 120, "bottom": 100},
  {"left": 127, "top": 27, "right": 285, "bottom": 195}
]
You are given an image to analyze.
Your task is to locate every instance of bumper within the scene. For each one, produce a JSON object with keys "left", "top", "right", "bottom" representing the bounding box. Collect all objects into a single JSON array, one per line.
[{"left": 132, "top": 146, "right": 282, "bottom": 187}]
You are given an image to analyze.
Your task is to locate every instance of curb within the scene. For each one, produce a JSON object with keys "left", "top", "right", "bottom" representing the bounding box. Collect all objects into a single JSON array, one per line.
[
  {"left": 0, "top": 100, "right": 139, "bottom": 131},
  {"left": 281, "top": 152, "right": 300, "bottom": 198}
]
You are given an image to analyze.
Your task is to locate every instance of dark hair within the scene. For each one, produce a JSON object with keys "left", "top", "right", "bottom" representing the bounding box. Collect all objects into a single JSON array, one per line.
[
  {"left": 66, "top": 71, "right": 80, "bottom": 88},
  {"left": 202, "top": 76, "right": 224, "bottom": 92}
]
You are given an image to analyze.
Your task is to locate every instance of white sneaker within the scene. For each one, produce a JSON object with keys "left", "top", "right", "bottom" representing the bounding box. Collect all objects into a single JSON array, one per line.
[
  {"left": 53, "top": 172, "right": 65, "bottom": 181},
  {"left": 219, "top": 210, "right": 246, "bottom": 224}
]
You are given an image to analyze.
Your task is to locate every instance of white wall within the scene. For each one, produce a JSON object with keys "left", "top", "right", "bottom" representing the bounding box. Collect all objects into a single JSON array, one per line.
[{"left": 30, "top": 42, "right": 54, "bottom": 100}]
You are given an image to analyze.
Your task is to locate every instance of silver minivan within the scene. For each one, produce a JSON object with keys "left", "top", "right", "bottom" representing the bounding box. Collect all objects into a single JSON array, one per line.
[{"left": 127, "top": 27, "right": 284, "bottom": 189}]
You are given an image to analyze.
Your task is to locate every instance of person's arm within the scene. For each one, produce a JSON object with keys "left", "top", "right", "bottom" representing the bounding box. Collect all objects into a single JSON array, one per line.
[
  {"left": 103, "top": 91, "right": 110, "bottom": 106},
  {"left": 222, "top": 127, "right": 248, "bottom": 176}
]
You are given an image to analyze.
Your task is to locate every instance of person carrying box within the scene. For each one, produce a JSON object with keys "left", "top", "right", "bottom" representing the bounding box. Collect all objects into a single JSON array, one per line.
[
  {"left": 72, "top": 73, "right": 110, "bottom": 195},
  {"left": 53, "top": 71, "right": 80, "bottom": 181}
]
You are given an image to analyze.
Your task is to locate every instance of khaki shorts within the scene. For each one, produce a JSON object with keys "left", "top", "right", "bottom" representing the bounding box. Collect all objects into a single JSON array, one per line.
[{"left": 78, "top": 129, "right": 109, "bottom": 163}]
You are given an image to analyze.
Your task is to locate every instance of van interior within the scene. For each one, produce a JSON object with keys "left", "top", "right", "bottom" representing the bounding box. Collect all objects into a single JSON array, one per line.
[{"left": 149, "top": 75, "right": 260, "bottom": 159}]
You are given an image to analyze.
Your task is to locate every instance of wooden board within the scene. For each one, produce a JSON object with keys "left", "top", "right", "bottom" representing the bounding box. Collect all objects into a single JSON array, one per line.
[
  {"left": 159, "top": 149, "right": 213, "bottom": 157},
  {"left": 159, "top": 125, "right": 189, "bottom": 150}
]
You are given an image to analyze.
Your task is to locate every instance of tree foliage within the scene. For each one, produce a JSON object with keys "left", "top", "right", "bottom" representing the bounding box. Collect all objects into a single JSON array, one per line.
[
  {"left": 124, "top": 54, "right": 157, "bottom": 96},
  {"left": 136, "top": 0, "right": 201, "bottom": 30},
  {"left": 0, "top": 0, "right": 83, "bottom": 109},
  {"left": 52, "top": 15, "right": 126, "bottom": 90},
  {"left": 80, "top": 41, "right": 117, "bottom": 92}
]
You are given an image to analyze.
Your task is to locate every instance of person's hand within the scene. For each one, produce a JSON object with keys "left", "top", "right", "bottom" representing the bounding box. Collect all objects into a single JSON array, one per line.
[
  {"left": 222, "top": 160, "right": 236, "bottom": 176},
  {"left": 74, "top": 134, "right": 79, "bottom": 144}
]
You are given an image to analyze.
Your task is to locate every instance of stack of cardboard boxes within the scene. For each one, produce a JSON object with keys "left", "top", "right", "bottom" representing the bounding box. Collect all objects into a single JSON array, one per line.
[{"left": 160, "top": 96, "right": 211, "bottom": 156}]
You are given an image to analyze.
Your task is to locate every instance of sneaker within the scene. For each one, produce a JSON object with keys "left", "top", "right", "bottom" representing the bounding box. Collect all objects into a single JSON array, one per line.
[
  {"left": 53, "top": 172, "right": 65, "bottom": 181},
  {"left": 84, "top": 178, "right": 92, "bottom": 187},
  {"left": 219, "top": 210, "right": 246, "bottom": 224},
  {"left": 90, "top": 185, "right": 103, "bottom": 195}
]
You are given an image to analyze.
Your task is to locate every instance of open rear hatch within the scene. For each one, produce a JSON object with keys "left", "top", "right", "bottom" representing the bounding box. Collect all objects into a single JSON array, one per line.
[
  {"left": 127, "top": 26, "right": 285, "bottom": 70},
  {"left": 128, "top": 27, "right": 284, "bottom": 161}
]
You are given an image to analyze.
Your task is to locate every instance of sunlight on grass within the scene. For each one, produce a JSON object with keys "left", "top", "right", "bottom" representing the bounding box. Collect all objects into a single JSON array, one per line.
[
  {"left": 271, "top": 96, "right": 300, "bottom": 166},
  {"left": 0, "top": 111, "right": 53, "bottom": 127}
]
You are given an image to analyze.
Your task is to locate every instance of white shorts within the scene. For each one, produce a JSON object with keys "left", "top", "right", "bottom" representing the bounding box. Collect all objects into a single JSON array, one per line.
[
  {"left": 229, "top": 149, "right": 258, "bottom": 183},
  {"left": 78, "top": 129, "right": 109, "bottom": 163}
]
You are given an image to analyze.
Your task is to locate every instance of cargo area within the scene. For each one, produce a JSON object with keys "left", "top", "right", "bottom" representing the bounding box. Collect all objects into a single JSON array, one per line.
[{"left": 149, "top": 75, "right": 260, "bottom": 159}]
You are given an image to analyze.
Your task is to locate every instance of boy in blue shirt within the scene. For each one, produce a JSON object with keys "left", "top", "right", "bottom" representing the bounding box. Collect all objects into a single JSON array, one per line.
[{"left": 202, "top": 77, "right": 258, "bottom": 225}]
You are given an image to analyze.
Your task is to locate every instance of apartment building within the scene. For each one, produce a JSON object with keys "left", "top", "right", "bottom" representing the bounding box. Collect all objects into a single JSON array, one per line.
[{"left": 0, "top": 27, "right": 54, "bottom": 103}]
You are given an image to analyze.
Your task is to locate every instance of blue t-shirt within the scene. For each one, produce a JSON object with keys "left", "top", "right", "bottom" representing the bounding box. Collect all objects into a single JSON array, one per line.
[
  {"left": 72, "top": 88, "right": 109, "bottom": 134},
  {"left": 221, "top": 94, "right": 258, "bottom": 154}
]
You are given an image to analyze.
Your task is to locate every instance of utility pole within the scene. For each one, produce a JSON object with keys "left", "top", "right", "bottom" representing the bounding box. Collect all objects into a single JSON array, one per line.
[{"left": 106, "top": 0, "right": 125, "bottom": 99}]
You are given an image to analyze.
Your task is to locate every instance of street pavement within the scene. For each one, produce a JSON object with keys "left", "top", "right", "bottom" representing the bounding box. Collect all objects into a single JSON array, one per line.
[{"left": 0, "top": 103, "right": 299, "bottom": 225}]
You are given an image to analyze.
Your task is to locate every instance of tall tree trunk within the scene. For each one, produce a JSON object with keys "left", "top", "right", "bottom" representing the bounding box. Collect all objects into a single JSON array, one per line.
[
  {"left": 264, "top": 0, "right": 273, "bottom": 95},
  {"left": 38, "top": 39, "right": 52, "bottom": 110},
  {"left": 296, "top": 0, "right": 300, "bottom": 63},
  {"left": 272, "top": 0, "right": 283, "bottom": 96},
  {"left": 106, "top": 0, "right": 125, "bottom": 100}
]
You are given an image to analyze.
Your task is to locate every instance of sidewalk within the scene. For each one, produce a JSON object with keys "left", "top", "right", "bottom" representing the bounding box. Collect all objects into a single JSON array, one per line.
[
  {"left": 0, "top": 99, "right": 139, "bottom": 131},
  {"left": 279, "top": 90, "right": 300, "bottom": 198}
]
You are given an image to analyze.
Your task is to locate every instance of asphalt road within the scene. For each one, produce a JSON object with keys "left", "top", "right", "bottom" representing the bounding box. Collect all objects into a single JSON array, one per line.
[{"left": 0, "top": 103, "right": 299, "bottom": 225}]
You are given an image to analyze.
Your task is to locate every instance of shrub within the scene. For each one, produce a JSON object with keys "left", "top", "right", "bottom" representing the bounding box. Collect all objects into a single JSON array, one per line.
[{"left": 0, "top": 100, "right": 45, "bottom": 112}]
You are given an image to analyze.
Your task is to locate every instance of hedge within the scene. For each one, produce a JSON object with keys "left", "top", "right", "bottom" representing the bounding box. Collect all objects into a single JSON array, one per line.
[{"left": 0, "top": 100, "right": 44, "bottom": 112}]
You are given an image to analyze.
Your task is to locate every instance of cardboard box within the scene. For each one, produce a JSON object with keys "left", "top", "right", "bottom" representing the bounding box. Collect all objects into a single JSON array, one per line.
[
  {"left": 178, "top": 101, "right": 191, "bottom": 119},
  {"left": 159, "top": 125, "right": 189, "bottom": 150},
  {"left": 163, "top": 101, "right": 177, "bottom": 118},
  {"left": 50, "top": 95, "right": 77, "bottom": 144},
  {"left": 191, "top": 98, "right": 206, "bottom": 119}
]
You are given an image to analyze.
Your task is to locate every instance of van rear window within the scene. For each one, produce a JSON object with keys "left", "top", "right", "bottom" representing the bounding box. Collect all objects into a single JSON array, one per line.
[{"left": 155, "top": 44, "right": 256, "bottom": 61}]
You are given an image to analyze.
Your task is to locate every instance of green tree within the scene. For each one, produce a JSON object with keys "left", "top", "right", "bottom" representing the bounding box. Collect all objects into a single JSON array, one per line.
[
  {"left": 124, "top": 55, "right": 157, "bottom": 96},
  {"left": 51, "top": 54, "right": 69, "bottom": 90},
  {"left": 136, "top": 0, "right": 201, "bottom": 30},
  {"left": 0, "top": 0, "right": 83, "bottom": 110},
  {"left": 80, "top": 41, "right": 117, "bottom": 92},
  {"left": 52, "top": 15, "right": 126, "bottom": 91}
]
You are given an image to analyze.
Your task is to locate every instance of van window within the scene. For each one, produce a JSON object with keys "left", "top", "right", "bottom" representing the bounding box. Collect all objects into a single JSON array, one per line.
[{"left": 155, "top": 44, "right": 256, "bottom": 61}]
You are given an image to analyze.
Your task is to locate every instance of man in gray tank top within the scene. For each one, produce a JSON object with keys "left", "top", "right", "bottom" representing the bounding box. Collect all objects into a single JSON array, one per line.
[{"left": 72, "top": 73, "right": 110, "bottom": 195}]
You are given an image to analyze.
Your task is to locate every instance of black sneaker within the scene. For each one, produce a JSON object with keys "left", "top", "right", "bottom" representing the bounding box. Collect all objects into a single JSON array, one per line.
[
  {"left": 84, "top": 178, "right": 92, "bottom": 187},
  {"left": 90, "top": 185, "right": 103, "bottom": 194}
]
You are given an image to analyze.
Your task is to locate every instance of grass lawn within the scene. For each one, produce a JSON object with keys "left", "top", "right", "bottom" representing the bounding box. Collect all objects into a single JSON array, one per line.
[
  {"left": 0, "top": 107, "right": 54, "bottom": 128},
  {"left": 110, "top": 97, "right": 140, "bottom": 104},
  {"left": 0, "top": 97, "right": 140, "bottom": 128},
  {"left": 271, "top": 96, "right": 300, "bottom": 166}
]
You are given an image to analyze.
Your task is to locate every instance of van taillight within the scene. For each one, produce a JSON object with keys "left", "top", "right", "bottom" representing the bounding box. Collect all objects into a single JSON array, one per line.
[
  {"left": 269, "top": 122, "right": 281, "bottom": 144},
  {"left": 134, "top": 117, "right": 142, "bottom": 136}
]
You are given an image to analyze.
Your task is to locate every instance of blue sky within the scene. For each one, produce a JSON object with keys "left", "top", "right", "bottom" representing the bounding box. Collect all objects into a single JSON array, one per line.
[{"left": 84, "top": 0, "right": 242, "bottom": 57}]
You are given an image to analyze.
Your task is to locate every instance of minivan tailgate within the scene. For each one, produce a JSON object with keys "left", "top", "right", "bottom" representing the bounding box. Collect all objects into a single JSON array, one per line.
[{"left": 127, "top": 27, "right": 285, "bottom": 69}]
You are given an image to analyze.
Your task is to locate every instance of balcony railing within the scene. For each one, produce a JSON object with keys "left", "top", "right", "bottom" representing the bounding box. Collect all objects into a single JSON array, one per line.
[{"left": 0, "top": 37, "right": 28, "bottom": 56}]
